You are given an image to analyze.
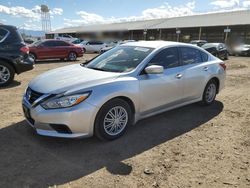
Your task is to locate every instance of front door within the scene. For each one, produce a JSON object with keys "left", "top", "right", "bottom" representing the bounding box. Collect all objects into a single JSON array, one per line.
[{"left": 138, "top": 47, "right": 184, "bottom": 115}]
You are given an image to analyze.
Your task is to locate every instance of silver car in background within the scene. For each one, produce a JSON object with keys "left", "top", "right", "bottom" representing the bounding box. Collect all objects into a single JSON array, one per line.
[{"left": 22, "top": 41, "right": 226, "bottom": 140}]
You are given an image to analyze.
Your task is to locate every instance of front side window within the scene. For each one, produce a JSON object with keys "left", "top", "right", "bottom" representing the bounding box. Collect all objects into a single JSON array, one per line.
[
  {"left": 180, "top": 47, "right": 202, "bottom": 65},
  {"left": 0, "top": 28, "right": 9, "bottom": 42},
  {"left": 43, "top": 41, "right": 55, "bottom": 47},
  {"left": 86, "top": 46, "right": 153, "bottom": 73},
  {"left": 148, "top": 47, "right": 179, "bottom": 69}
]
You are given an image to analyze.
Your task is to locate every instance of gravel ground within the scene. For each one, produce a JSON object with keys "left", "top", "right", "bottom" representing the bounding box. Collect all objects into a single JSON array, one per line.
[{"left": 0, "top": 55, "right": 249, "bottom": 188}]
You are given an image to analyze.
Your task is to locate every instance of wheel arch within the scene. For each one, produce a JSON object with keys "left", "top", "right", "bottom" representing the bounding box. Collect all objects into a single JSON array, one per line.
[
  {"left": 207, "top": 77, "right": 220, "bottom": 94},
  {"left": 0, "top": 57, "right": 17, "bottom": 73}
]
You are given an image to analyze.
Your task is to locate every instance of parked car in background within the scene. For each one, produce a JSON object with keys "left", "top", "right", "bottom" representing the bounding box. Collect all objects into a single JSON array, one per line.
[
  {"left": 22, "top": 41, "right": 226, "bottom": 140},
  {"left": 0, "top": 25, "right": 34, "bottom": 87},
  {"left": 201, "top": 43, "right": 228, "bottom": 60},
  {"left": 190, "top": 40, "right": 207, "bottom": 47},
  {"left": 29, "top": 39, "right": 83, "bottom": 61},
  {"left": 99, "top": 40, "right": 136, "bottom": 54},
  {"left": 230, "top": 44, "right": 250, "bottom": 56},
  {"left": 71, "top": 38, "right": 84, "bottom": 45},
  {"left": 77, "top": 40, "right": 107, "bottom": 53},
  {"left": 54, "top": 34, "right": 78, "bottom": 43}
]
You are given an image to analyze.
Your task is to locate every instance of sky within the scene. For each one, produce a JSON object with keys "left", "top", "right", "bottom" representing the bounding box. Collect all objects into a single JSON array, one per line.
[{"left": 0, "top": 0, "right": 250, "bottom": 31}]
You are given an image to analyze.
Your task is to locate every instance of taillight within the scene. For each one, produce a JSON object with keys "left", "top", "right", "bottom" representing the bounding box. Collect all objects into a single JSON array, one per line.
[
  {"left": 220, "top": 63, "right": 226, "bottom": 70},
  {"left": 20, "top": 46, "right": 29, "bottom": 54}
]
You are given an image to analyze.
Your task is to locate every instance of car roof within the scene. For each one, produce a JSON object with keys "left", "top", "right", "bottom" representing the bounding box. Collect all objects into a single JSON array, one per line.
[
  {"left": 122, "top": 40, "right": 194, "bottom": 49},
  {"left": 203, "top": 43, "right": 223, "bottom": 46},
  {"left": 190, "top": 40, "right": 207, "bottom": 42},
  {"left": 0, "top": 25, "right": 17, "bottom": 30}
]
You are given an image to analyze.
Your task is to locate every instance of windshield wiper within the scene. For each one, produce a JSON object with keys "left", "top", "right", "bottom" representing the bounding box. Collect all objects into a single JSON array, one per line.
[{"left": 88, "top": 67, "right": 107, "bottom": 71}]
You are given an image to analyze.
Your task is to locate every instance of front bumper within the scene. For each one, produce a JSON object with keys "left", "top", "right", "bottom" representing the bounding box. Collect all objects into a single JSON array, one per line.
[{"left": 22, "top": 96, "right": 98, "bottom": 138}]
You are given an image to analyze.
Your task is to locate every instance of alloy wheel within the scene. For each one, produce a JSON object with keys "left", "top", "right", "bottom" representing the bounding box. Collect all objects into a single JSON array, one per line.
[
  {"left": 103, "top": 106, "right": 128, "bottom": 136},
  {"left": 69, "top": 52, "right": 77, "bottom": 61},
  {"left": 0, "top": 65, "right": 10, "bottom": 84},
  {"left": 205, "top": 83, "right": 216, "bottom": 103}
]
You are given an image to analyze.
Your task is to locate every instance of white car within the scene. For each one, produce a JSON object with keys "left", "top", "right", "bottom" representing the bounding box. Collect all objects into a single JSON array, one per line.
[
  {"left": 77, "top": 41, "right": 107, "bottom": 53},
  {"left": 54, "top": 34, "right": 78, "bottom": 43},
  {"left": 22, "top": 41, "right": 226, "bottom": 140}
]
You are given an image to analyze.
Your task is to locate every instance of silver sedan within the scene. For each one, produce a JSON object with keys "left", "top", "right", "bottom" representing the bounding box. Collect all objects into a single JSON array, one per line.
[{"left": 22, "top": 41, "right": 226, "bottom": 140}]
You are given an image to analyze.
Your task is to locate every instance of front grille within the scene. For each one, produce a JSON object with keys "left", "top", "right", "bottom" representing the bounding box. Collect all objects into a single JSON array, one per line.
[{"left": 26, "top": 87, "right": 43, "bottom": 104}]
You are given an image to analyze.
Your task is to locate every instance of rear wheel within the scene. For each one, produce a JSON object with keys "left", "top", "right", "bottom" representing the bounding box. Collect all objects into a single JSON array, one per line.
[
  {"left": 94, "top": 98, "right": 132, "bottom": 141},
  {"left": 68, "top": 52, "right": 77, "bottom": 61},
  {"left": 201, "top": 79, "right": 217, "bottom": 105},
  {"left": 0, "top": 61, "right": 15, "bottom": 87}
]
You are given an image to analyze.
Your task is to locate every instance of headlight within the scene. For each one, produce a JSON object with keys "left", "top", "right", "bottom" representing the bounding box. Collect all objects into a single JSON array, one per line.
[{"left": 41, "top": 92, "right": 91, "bottom": 109}]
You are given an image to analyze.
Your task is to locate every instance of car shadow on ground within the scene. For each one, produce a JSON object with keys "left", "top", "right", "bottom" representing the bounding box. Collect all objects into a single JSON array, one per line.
[
  {"left": 0, "top": 101, "right": 223, "bottom": 187},
  {"left": 0, "top": 80, "right": 21, "bottom": 90}
]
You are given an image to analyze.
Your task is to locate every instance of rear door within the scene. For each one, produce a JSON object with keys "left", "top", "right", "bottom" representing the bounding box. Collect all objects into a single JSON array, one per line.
[
  {"left": 180, "top": 47, "right": 210, "bottom": 101},
  {"left": 54, "top": 41, "right": 71, "bottom": 58}
]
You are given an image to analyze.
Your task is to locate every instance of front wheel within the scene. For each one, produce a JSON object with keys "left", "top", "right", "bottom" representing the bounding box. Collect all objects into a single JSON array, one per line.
[
  {"left": 94, "top": 99, "right": 132, "bottom": 141},
  {"left": 201, "top": 80, "right": 217, "bottom": 105},
  {"left": 68, "top": 52, "right": 77, "bottom": 61},
  {"left": 0, "top": 61, "right": 15, "bottom": 87}
]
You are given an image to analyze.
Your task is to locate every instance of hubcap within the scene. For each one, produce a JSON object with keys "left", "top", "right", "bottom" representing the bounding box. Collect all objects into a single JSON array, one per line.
[
  {"left": 206, "top": 83, "right": 216, "bottom": 103},
  {"left": 0, "top": 65, "right": 10, "bottom": 84},
  {"left": 103, "top": 106, "right": 128, "bottom": 136},
  {"left": 69, "top": 53, "right": 76, "bottom": 60}
]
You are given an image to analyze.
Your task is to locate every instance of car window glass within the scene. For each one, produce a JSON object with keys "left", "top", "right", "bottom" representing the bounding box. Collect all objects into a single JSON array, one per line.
[
  {"left": 180, "top": 47, "right": 202, "bottom": 65},
  {"left": 148, "top": 47, "right": 179, "bottom": 69},
  {"left": 43, "top": 41, "right": 55, "bottom": 47},
  {"left": 89, "top": 41, "right": 103, "bottom": 45},
  {"left": 86, "top": 46, "right": 153, "bottom": 73},
  {"left": 0, "top": 28, "right": 8, "bottom": 42},
  {"left": 55, "top": 41, "right": 70, "bottom": 46},
  {"left": 200, "top": 51, "right": 209, "bottom": 62}
]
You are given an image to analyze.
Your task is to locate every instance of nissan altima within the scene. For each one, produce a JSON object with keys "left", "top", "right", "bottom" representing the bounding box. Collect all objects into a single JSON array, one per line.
[{"left": 22, "top": 41, "right": 226, "bottom": 140}]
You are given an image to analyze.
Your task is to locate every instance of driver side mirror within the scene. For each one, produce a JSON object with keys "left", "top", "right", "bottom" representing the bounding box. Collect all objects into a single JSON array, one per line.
[{"left": 145, "top": 65, "right": 164, "bottom": 74}]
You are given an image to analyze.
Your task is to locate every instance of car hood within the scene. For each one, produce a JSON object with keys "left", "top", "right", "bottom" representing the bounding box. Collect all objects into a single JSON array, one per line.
[{"left": 29, "top": 64, "right": 121, "bottom": 94}]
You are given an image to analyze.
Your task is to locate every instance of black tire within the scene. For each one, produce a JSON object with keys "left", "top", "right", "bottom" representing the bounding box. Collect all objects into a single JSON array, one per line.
[
  {"left": 67, "top": 52, "right": 77, "bottom": 61},
  {"left": 82, "top": 48, "right": 86, "bottom": 53},
  {"left": 0, "top": 61, "right": 15, "bottom": 87},
  {"left": 224, "top": 52, "right": 229, "bottom": 60},
  {"left": 201, "top": 79, "right": 218, "bottom": 106},
  {"left": 29, "top": 53, "right": 36, "bottom": 62},
  {"left": 94, "top": 98, "right": 132, "bottom": 141}
]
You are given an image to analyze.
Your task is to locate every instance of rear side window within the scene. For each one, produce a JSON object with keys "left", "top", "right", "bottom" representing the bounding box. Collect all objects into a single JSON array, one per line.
[
  {"left": 180, "top": 47, "right": 202, "bottom": 65},
  {"left": 55, "top": 41, "right": 70, "bottom": 46},
  {"left": 148, "top": 47, "right": 180, "bottom": 69},
  {"left": 200, "top": 51, "right": 209, "bottom": 62},
  {"left": 89, "top": 41, "right": 103, "bottom": 45},
  {"left": 0, "top": 28, "right": 9, "bottom": 42}
]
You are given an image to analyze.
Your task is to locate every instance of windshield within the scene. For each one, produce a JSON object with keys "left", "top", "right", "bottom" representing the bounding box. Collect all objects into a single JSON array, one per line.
[{"left": 86, "top": 46, "right": 153, "bottom": 73}]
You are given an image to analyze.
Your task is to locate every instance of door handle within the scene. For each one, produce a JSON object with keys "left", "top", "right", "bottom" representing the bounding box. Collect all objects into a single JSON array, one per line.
[
  {"left": 203, "top": 67, "right": 209, "bottom": 71},
  {"left": 175, "top": 73, "right": 182, "bottom": 79}
]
